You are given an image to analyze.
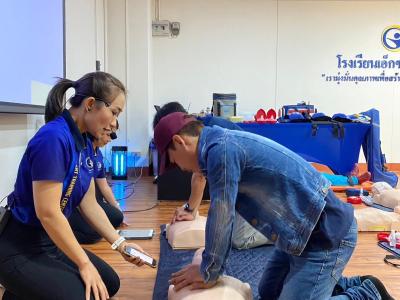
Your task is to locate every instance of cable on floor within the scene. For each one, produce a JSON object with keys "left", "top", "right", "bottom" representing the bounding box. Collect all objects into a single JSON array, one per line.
[{"left": 122, "top": 201, "right": 159, "bottom": 213}]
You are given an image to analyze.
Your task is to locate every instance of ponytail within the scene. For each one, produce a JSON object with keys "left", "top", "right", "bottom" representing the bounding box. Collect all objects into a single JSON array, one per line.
[
  {"left": 44, "top": 71, "right": 126, "bottom": 123},
  {"left": 44, "top": 78, "right": 74, "bottom": 123}
]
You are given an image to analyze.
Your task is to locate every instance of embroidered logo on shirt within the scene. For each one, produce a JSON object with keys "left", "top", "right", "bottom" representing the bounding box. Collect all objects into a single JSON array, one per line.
[{"left": 85, "top": 157, "right": 94, "bottom": 169}]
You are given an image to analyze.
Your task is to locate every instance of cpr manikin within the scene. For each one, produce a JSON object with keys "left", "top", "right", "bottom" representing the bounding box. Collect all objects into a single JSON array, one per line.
[
  {"left": 166, "top": 213, "right": 206, "bottom": 249},
  {"left": 373, "top": 189, "right": 400, "bottom": 210},
  {"left": 355, "top": 207, "right": 400, "bottom": 231},
  {"left": 168, "top": 248, "right": 253, "bottom": 300}
]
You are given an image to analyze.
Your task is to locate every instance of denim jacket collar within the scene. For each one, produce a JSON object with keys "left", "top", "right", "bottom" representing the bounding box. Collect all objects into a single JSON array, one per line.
[{"left": 198, "top": 126, "right": 211, "bottom": 176}]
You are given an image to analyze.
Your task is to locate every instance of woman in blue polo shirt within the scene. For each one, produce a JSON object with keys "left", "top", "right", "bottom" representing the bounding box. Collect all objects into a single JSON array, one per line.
[
  {"left": 69, "top": 128, "right": 126, "bottom": 244},
  {"left": 0, "top": 72, "right": 147, "bottom": 300}
]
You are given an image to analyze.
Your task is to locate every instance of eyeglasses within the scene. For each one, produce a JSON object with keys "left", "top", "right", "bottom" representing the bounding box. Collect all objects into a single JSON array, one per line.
[
  {"left": 74, "top": 93, "right": 119, "bottom": 117},
  {"left": 74, "top": 93, "right": 110, "bottom": 106},
  {"left": 96, "top": 97, "right": 121, "bottom": 118},
  {"left": 384, "top": 255, "right": 400, "bottom": 268},
  {"left": 95, "top": 97, "right": 111, "bottom": 107}
]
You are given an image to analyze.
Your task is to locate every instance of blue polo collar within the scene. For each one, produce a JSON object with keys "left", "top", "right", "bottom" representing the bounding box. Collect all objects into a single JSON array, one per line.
[{"left": 61, "top": 110, "right": 87, "bottom": 151}]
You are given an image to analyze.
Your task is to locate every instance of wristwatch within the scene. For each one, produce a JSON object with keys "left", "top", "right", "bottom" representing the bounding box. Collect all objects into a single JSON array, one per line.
[{"left": 183, "top": 202, "right": 194, "bottom": 213}]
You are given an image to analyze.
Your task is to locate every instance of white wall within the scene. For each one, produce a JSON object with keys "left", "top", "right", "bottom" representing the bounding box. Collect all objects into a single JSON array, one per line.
[
  {"left": 151, "top": 0, "right": 400, "bottom": 162},
  {"left": 104, "top": 0, "right": 279, "bottom": 162},
  {"left": 103, "top": 0, "right": 128, "bottom": 168},
  {"left": 106, "top": 0, "right": 152, "bottom": 167},
  {"left": 65, "top": 0, "right": 101, "bottom": 77},
  {"left": 0, "top": 114, "right": 43, "bottom": 205},
  {"left": 152, "top": 0, "right": 278, "bottom": 117}
]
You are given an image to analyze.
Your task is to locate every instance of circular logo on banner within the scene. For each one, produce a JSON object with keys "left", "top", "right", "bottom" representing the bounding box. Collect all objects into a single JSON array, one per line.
[
  {"left": 85, "top": 157, "right": 94, "bottom": 169},
  {"left": 382, "top": 25, "right": 400, "bottom": 52}
]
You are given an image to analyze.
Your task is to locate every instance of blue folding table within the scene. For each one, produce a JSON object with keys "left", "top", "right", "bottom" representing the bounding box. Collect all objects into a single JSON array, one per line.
[{"left": 238, "top": 122, "right": 371, "bottom": 175}]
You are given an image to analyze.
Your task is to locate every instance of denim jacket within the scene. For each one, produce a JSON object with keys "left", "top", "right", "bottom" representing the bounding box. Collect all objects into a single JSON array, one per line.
[{"left": 198, "top": 126, "right": 331, "bottom": 282}]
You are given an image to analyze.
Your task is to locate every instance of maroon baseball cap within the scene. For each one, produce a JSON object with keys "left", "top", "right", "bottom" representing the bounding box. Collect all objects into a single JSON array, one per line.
[{"left": 154, "top": 112, "right": 197, "bottom": 175}]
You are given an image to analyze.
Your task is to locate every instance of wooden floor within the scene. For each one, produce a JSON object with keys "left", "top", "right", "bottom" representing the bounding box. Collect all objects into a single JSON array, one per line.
[{"left": 85, "top": 173, "right": 400, "bottom": 300}]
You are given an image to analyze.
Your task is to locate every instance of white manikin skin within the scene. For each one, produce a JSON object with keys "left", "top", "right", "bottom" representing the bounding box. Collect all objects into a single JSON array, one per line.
[
  {"left": 166, "top": 214, "right": 207, "bottom": 250},
  {"left": 168, "top": 248, "right": 253, "bottom": 300},
  {"left": 371, "top": 182, "right": 393, "bottom": 196},
  {"left": 355, "top": 207, "right": 400, "bottom": 231},
  {"left": 373, "top": 189, "right": 400, "bottom": 209}
]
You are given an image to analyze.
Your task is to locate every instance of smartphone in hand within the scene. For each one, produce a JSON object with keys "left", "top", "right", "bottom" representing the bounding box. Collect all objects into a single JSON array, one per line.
[{"left": 124, "top": 246, "right": 157, "bottom": 268}]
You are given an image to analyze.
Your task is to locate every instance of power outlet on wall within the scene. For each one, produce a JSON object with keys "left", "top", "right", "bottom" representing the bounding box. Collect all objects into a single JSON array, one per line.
[{"left": 152, "top": 20, "right": 170, "bottom": 37}]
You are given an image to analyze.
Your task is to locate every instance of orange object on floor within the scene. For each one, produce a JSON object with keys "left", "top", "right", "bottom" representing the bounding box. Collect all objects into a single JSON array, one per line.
[{"left": 330, "top": 181, "right": 373, "bottom": 192}]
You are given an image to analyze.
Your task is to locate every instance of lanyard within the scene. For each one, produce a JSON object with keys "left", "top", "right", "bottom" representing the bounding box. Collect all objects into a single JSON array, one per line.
[{"left": 60, "top": 152, "right": 82, "bottom": 212}]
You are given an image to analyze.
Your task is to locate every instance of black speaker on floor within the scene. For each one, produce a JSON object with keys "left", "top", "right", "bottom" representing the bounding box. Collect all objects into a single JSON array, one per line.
[{"left": 157, "top": 167, "right": 210, "bottom": 200}]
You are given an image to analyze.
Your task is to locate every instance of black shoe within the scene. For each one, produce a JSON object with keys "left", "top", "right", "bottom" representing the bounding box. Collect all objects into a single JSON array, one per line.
[
  {"left": 361, "top": 275, "right": 394, "bottom": 300},
  {"left": 332, "top": 283, "right": 345, "bottom": 295}
]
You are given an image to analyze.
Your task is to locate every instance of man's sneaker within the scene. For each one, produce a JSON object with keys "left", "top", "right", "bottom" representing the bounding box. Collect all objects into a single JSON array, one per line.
[{"left": 361, "top": 275, "right": 394, "bottom": 300}]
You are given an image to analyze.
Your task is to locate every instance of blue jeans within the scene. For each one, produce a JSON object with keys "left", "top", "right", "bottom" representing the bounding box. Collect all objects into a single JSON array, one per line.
[
  {"left": 258, "top": 218, "right": 359, "bottom": 300},
  {"left": 332, "top": 277, "right": 382, "bottom": 299}
]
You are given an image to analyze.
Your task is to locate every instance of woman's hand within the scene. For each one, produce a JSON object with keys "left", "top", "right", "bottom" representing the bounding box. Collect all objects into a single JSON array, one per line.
[
  {"left": 79, "top": 261, "right": 109, "bottom": 300},
  {"left": 118, "top": 242, "right": 149, "bottom": 266}
]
